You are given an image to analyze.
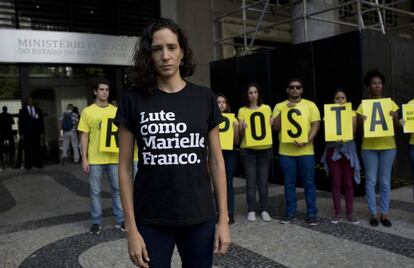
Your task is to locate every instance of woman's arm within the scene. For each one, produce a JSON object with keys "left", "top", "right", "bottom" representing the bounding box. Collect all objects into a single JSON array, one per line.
[
  {"left": 119, "top": 124, "right": 149, "bottom": 268},
  {"left": 208, "top": 126, "right": 231, "bottom": 254},
  {"left": 233, "top": 120, "right": 240, "bottom": 145}
]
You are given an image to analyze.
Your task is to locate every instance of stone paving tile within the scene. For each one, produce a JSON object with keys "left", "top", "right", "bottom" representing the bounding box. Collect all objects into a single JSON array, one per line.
[
  {"left": 0, "top": 181, "right": 15, "bottom": 213},
  {"left": 0, "top": 208, "right": 112, "bottom": 235}
]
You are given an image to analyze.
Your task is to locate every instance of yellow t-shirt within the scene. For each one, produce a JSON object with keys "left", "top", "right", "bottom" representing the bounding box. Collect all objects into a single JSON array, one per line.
[
  {"left": 356, "top": 99, "right": 399, "bottom": 150},
  {"left": 78, "top": 103, "right": 119, "bottom": 164},
  {"left": 272, "top": 99, "right": 320, "bottom": 156},
  {"left": 408, "top": 99, "right": 414, "bottom": 145},
  {"left": 237, "top": 104, "right": 272, "bottom": 150}
]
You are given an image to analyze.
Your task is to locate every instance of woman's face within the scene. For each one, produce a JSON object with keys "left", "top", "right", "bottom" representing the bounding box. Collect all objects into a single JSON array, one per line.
[
  {"left": 334, "top": 91, "right": 347, "bottom": 104},
  {"left": 217, "top": 96, "right": 227, "bottom": 112},
  {"left": 369, "top": 76, "right": 383, "bottom": 96},
  {"left": 247, "top": 86, "right": 259, "bottom": 104},
  {"left": 151, "top": 28, "right": 184, "bottom": 79}
]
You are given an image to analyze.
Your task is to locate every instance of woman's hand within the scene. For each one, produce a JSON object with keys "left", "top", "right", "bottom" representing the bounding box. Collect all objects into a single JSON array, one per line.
[
  {"left": 127, "top": 231, "right": 150, "bottom": 267},
  {"left": 400, "top": 118, "right": 405, "bottom": 127},
  {"left": 239, "top": 120, "right": 247, "bottom": 136},
  {"left": 214, "top": 221, "right": 231, "bottom": 254}
]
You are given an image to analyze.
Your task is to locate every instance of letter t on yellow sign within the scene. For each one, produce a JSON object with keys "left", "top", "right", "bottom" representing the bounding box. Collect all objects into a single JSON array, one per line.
[{"left": 324, "top": 103, "right": 353, "bottom": 142}]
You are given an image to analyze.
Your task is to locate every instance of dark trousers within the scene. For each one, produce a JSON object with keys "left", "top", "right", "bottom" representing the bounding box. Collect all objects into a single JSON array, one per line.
[
  {"left": 223, "top": 150, "right": 236, "bottom": 214},
  {"left": 23, "top": 134, "right": 43, "bottom": 169},
  {"left": 326, "top": 147, "right": 354, "bottom": 216},
  {"left": 0, "top": 134, "right": 15, "bottom": 166},
  {"left": 240, "top": 148, "right": 272, "bottom": 212},
  {"left": 137, "top": 219, "right": 215, "bottom": 268}
]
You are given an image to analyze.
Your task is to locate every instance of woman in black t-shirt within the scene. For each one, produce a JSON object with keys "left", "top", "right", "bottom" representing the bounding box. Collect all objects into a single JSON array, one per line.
[{"left": 116, "top": 18, "right": 230, "bottom": 268}]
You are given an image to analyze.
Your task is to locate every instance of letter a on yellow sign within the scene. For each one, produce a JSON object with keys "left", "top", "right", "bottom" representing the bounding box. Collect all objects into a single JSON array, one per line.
[
  {"left": 402, "top": 104, "right": 414, "bottom": 133},
  {"left": 281, "top": 106, "right": 309, "bottom": 143},
  {"left": 244, "top": 109, "right": 272, "bottom": 147},
  {"left": 324, "top": 103, "right": 353, "bottom": 142},
  {"left": 100, "top": 116, "right": 119, "bottom": 153},
  {"left": 362, "top": 98, "right": 394, "bottom": 138},
  {"left": 219, "top": 113, "right": 235, "bottom": 150}
]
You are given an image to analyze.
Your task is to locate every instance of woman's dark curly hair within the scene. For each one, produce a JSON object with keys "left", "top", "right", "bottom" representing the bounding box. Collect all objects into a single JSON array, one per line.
[
  {"left": 130, "top": 18, "right": 195, "bottom": 94},
  {"left": 242, "top": 83, "right": 263, "bottom": 107},
  {"left": 363, "top": 69, "right": 385, "bottom": 87}
]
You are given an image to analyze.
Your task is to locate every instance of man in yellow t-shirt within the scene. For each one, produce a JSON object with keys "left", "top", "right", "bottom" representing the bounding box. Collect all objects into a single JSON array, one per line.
[
  {"left": 78, "top": 79, "right": 124, "bottom": 235},
  {"left": 272, "top": 78, "right": 321, "bottom": 226}
]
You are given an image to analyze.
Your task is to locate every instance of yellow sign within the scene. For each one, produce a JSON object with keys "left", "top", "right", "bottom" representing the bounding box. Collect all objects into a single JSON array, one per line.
[
  {"left": 324, "top": 103, "right": 353, "bottom": 141},
  {"left": 362, "top": 98, "right": 394, "bottom": 138},
  {"left": 100, "top": 116, "right": 119, "bottom": 152},
  {"left": 219, "top": 113, "right": 236, "bottom": 150},
  {"left": 402, "top": 103, "right": 414, "bottom": 133},
  {"left": 244, "top": 109, "right": 272, "bottom": 147},
  {"left": 281, "top": 106, "right": 309, "bottom": 143}
]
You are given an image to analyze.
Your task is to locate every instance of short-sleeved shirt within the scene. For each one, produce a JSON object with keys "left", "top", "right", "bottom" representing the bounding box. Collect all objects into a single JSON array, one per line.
[
  {"left": 272, "top": 99, "right": 321, "bottom": 156},
  {"left": 77, "top": 104, "right": 119, "bottom": 164},
  {"left": 115, "top": 83, "right": 224, "bottom": 226},
  {"left": 237, "top": 104, "right": 272, "bottom": 150},
  {"left": 356, "top": 99, "right": 399, "bottom": 150},
  {"left": 408, "top": 100, "right": 414, "bottom": 145}
]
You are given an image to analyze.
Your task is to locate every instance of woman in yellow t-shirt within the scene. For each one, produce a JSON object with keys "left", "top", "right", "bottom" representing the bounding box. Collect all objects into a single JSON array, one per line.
[
  {"left": 237, "top": 83, "right": 273, "bottom": 222},
  {"left": 217, "top": 93, "right": 239, "bottom": 224},
  {"left": 357, "top": 69, "right": 399, "bottom": 228},
  {"left": 321, "top": 89, "right": 361, "bottom": 224},
  {"left": 399, "top": 99, "right": 414, "bottom": 201}
]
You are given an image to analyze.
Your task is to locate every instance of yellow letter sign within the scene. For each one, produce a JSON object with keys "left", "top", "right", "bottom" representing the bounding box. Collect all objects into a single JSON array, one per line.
[
  {"left": 402, "top": 103, "right": 414, "bottom": 133},
  {"left": 362, "top": 98, "right": 394, "bottom": 138},
  {"left": 324, "top": 103, "right": 353, "bottom": 142},
  {"left": 219, "top": 113, "right": 236, "bottom": 150},
  {"left": 99, "top": 116, "right": 119, "bottom": 153},
  {"left": 281, "top": 106, "right": 309, "bottom": 143},
  {"left": 244, "top": 109, "right": 272, "bottom": 147}
]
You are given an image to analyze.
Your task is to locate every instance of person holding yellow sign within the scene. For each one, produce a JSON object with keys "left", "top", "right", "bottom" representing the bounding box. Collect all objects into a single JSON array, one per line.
[
  {"left": 217, "top": 93, "right": 239, "bottom": 225},
  {"left": 272, "top": 78, "right": 320, "bottom": 226},
  {"left": 399, "top": 99, "right": 414, "bottom": 200},
  {"left": 320, "top": 89, "right": 361, "bottom": 224},
  {"left": 357, "top": 69, "right": 399, "bottom": 228},
  {"left": 77, "top": 78, "right": 124, "bottom": 235},
  {"left": 237, "top": 83, "right": 273, "bottom": 222}
]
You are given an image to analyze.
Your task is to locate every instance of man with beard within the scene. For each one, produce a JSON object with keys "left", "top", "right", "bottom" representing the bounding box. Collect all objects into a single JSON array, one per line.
[{"left": 272, "top": 78, "right": 321, "bottom": 226}]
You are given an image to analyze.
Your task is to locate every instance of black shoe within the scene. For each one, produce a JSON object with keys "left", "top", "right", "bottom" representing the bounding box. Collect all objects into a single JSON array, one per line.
[
  {"left": 280, "top": 215, "right": 297, "bottom": 224},
  {"left": 115, "top": 221, "right": 126, "bottom": 232},
  {"left": 369, "top": 217, "right": 379, "bottom": 227},
  {"left": 90, "top": 224, "right": 102, "bottom": 235},
  {"left": 228, "top": 213, "right": 235, "bottom": 225},
  {"left": 380, "top": 217, "right": 392, "bottom": 227},
  {"left": 61, "top": 157, "right": 66, "bottom": 165},
  {"left": 307, "top": 217, "right": 319, "bottom": 226}
]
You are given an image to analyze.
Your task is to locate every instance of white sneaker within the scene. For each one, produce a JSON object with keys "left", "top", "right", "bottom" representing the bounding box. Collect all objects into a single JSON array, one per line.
[
  {"left": 247, "top": 211, "right": 256, "bottom": 222},
  {"left": 261, "top": 211, "right": 271, "bottom": 222}
]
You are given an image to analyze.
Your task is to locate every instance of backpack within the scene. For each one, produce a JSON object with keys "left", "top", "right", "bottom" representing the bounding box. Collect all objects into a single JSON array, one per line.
[{"left": 62, "top": 112, "right": 73, "bottom": 131}]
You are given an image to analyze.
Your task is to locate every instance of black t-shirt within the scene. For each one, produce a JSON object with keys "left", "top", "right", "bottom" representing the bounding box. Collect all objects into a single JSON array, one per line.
[{"left": 115, "top": 83, "right": 224, "bottom": 226}]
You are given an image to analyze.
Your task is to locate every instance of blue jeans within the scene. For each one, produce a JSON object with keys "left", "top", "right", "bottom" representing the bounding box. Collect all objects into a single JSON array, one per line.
[
  {"left": 223, "top": 150, "right": 236, "bottom": 214},
  {"left": 279, "top": 155, "right": 318, "bottom": 218},
  {"left": 137, "top": 219, "right": 215, "bottom": 268},
  {"left": 361, "top": 149, "right": 396, "bottom": 215},
  {"left": 89, "top": 164, "right": 124, "bottom": 224},
  {"left": 410, "top": 145, "right": 414, "bottom": 200}
]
